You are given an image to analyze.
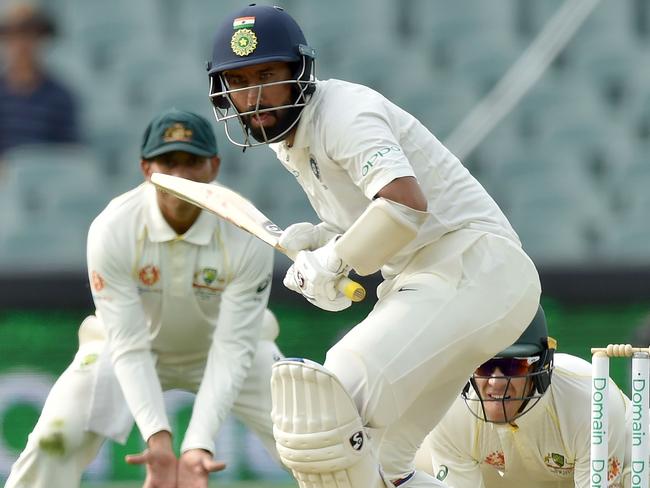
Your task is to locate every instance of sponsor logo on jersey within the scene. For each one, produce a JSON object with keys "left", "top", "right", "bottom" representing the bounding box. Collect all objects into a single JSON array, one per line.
[
  {"left": 483, "top": 451, "right": 505, "bottom": 470},
  {"left": 138, "top": 265, "right": 160, "bottom": 286},
  {"left": 256, "top": 274, "right": 271, "bottom": 293},
  {"left": 163, "top": 123, "right": 192, "bottom": 142},
  {"left": 192, "top": 268, "right": 225, "bottom": 296},
  {"left": 543, "top": 452, "right": 575, "bottom": 476},
  {"left": 231, "top": 28, "right": 258, "bottom": 56},
  {"left": 79, "top": 353, "right": 98, "bottom": 368},
  {"left": 435, "top": 465, "right": 449, "bottom": 481},
  {"left": 309, "top": 155, "right": 321, "bottom": 180},
  {"left": 202, "top": 268, "right": 217, "bottom": 285},
  {"left": 608, "top": 457, "right": 621, "bottom": 483},
  {"left": 90, "top": 270, "right": 105, "bottom": 292},
  {"left": 361, "top": 145, "right": 402, "bottom": 176}
]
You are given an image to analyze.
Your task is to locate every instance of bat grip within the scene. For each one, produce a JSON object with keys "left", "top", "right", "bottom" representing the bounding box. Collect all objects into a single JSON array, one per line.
[
  {"left": 336, "top": 276, "right": 366, "bottom": 302},
  {"left": 282, "top": 248, "right": 366, "bottom": 302}
]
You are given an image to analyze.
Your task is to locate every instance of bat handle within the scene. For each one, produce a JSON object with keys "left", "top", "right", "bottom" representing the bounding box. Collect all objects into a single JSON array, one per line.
[{"left": 336, "top": 276, "right": 366, "bottom": 302}]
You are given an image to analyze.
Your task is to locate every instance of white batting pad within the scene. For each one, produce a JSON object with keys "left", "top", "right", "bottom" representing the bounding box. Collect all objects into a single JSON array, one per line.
[{"left": 271, "top": 358, "right": 385, "bottom": 488}]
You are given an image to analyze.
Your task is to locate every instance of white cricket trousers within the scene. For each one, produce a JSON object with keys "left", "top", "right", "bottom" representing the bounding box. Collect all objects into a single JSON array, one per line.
[
  {"left": 4, "top": 338, "right": 281, "bottom": 488},
  {"left": 324, "top": 229, "right": 541, "bottom": 486}
]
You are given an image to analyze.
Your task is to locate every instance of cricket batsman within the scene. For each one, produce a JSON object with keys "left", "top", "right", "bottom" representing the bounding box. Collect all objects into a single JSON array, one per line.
[
  {"left": 5, "top": 108, "right": 282, "bottom": 488},
  {"left": 207, "top": 5, "right": 541, "bottom": 487}
]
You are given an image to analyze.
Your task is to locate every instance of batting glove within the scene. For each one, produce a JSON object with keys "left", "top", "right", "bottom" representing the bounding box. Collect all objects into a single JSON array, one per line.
[
  {"left": 283, "top": 237, "right": 351, "bottom": 312},
  {"left": 279, "top": 222, "right": 339, "bottom": 253}
]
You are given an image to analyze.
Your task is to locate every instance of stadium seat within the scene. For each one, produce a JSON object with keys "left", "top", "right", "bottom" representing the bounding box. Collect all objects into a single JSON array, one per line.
[
  {"left": 0, "top": 183, "right": 23, "bottom": 242},
  {"left": 512, "top": 74, "right": 603, "bottom": 143},
  {"left": 511, "top": 0, "right": 565, "bottom": 38},
  {"left": 492, "top": 148, "right": 611, "bottom": 265},
  {"left": 598, "top": 200, "right": 650, "bottom": 263},
  {"left": 571, "top": 0, "right": 635, "bottom": 48},
  {"left": 448, "top": 30, "right": 521, "bottom": 96},
  {"left": 396, "top": 75, "right": 478, "bottom": 140},
  {"left": 510, "top": 211, "right": 592, "bottom": 265},
  {"left": 1, "top": 144, "right": 101, "bottom": 186},
  {"left": 0, "top": 219, "right": 88, "bottom": 272},
  {"left": 0, "top": 144, "right": 108, "bottom": 226},
  {"left": 609, "top": 153, "right": 650, "bottom": 215}
]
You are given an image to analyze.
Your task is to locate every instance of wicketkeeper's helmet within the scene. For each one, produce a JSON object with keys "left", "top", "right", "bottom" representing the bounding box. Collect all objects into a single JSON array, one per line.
[{"left": 462, "top": 305, "right": 557, "bottom": 423}]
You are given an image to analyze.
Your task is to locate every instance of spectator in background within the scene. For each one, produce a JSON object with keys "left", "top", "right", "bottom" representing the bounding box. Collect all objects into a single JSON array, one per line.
[{"left": 0, "top": 1, "right": 79, "bottom": 157}]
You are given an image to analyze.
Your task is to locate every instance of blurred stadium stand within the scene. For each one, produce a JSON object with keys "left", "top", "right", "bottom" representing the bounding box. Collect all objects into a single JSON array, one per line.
[{"left": 0, "top": 0, "right": 649, "bottom": 274}]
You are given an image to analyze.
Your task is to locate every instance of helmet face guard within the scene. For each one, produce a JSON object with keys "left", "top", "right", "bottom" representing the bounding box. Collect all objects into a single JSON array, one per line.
[
  {"left": 461, "top": 305, "right": 557, "bottom": 424},
  {"left": 462, "top": 348, "right": 555, "bottom": 424},
  {"left": 207, "top": 5, "right": 316, "bottom": 148},
  {"left": 208, "top": 55, "right": 316, "bottom": 148}
]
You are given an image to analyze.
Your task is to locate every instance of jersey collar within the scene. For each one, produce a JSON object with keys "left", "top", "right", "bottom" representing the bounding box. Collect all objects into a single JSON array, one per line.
[{"left": 144, "top": 182, "right": 219, "bottom": 245}]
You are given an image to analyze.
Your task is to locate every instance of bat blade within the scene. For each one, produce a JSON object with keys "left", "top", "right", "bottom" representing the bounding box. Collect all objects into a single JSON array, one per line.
[
  {"left": 151, "top": 173, "right": 282, "bottom": 249},
  {"left": 150, "top": 173, "right": 366, "bottom": 302}
]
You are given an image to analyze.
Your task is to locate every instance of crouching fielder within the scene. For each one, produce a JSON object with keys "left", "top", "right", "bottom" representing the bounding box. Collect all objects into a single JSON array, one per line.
[
  {"left": 207, "top": 5, "right": 542, "bottom": 486},
  {"left": 415, "top": 306, "right": 631, "bottom": 488},
  {"left": 5, "top": 109, "right": 282, "bottom": 488}
]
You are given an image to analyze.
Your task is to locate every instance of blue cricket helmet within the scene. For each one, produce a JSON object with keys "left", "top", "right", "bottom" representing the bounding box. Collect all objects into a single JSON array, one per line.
[
  {"left": 206, "top": 4, "right": 316, "bottom": 147},
  {"left": 208, "top": 4, "right": 314, "bottom": 76},
  {"left": 207, "top": 4, "right": 316, "bottom": 108}
]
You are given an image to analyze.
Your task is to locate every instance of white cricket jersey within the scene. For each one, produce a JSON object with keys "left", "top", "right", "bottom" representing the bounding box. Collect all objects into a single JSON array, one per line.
[
  {"left": 417, "top": 354, "right": 630, "bottom": 488},
  {"left": 270, "top": 79, "right": 519, "bottom": 277},
  {"left": 86, "top": 182, "right": 273, "bottom": 452}
]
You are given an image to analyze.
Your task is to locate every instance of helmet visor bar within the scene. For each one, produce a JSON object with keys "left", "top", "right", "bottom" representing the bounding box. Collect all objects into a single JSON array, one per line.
[{"left": 211, "top": 80, "right": 313, "bottom": 117}]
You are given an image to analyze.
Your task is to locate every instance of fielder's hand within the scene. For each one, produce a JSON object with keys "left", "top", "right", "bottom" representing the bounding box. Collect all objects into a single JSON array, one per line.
[
  {"left": 177, "top": 449, "right": 226, "bottom": 488},
  {"left": 279, "top": 221, "right": 338, "bottom": 253},
  {"left": 126, "top": 432, "right": 177, "bottom": 488},
  {"left": 283, "top": 237, "right": 352, "bottom": 312}
]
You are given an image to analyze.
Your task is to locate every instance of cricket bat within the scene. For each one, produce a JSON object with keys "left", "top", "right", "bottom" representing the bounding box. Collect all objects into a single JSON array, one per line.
[{"left": 150, "top": 173, "right": 366, "bottom": 302}]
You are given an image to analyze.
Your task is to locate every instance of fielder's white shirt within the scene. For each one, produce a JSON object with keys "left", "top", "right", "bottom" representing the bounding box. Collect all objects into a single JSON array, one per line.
[
  {"left": 270, "top": 78, "right": 519, "bottom": 277},
  {"left": 416, "top": 354, "right": 630, "bottom": 488},
  {"left": 87, "top": 182, "right": 273, "bottom": 453}
]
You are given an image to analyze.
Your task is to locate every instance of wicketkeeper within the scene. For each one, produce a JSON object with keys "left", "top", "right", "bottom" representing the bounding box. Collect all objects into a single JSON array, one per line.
[{"left": 415, "top": 306, "right": 632, "bottom": 488}]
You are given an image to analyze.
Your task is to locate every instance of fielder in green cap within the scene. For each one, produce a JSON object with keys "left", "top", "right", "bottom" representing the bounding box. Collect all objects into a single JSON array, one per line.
[
  {"left": 141, "top": 108, "right": 218, "bottom": 159},
  {"left": 140, "top": 108, "right": 220, "bottom": 235},
  {"left": 5, "top": 108, "right": 283, "bottom": 488}
]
